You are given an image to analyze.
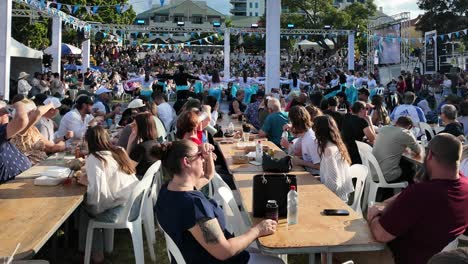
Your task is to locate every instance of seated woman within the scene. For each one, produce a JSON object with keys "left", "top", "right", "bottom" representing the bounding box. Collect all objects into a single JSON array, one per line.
[
  {"left": 154, "top": 140, "right": 281, "bottom": 264},
  {"left": 11, "top": 99, "right": 66, "bottom": 165},
  {"left": 128, "top": 112, "right": 161, "bottom": 178},
  {"left": 281, "top": 106, "right": 321, "bottom": 173},
  {"left": 78, "top": 126, "right": 139, "bottom": 263},
  {"left": 176, "top": 109, "right": 211, "bottom": 145},
  {"left": 312, "top": 115, "right": 354, "bottom": 202}
]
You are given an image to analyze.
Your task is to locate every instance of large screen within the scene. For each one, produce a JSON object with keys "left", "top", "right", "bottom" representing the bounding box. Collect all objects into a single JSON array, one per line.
[{"left": 374, "top": 24, "right": 401, "bottom": 65}]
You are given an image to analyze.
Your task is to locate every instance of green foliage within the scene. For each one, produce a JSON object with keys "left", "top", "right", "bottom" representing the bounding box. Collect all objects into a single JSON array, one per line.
[
  {"left": 56, "top": 0, "right": 136, "bottom": 25},
  {"left": 12, "top": 18, "right": 50, "bottom": 49},
  {"left": 416, "top": 0, "right": 468, "bottom": 34},
  {"left": 280, "top": 0, "right": 376, "bottom": 54}
]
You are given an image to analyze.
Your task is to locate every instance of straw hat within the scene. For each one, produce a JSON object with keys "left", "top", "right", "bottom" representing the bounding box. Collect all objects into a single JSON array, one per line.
[{"left": 18, "top": 72, "right": 30, "bottom": 80}]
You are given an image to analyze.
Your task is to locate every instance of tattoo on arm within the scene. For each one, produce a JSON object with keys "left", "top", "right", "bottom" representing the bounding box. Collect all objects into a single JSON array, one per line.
[{"left": 197, "top": 217, "right": 222, "bottom": 244}]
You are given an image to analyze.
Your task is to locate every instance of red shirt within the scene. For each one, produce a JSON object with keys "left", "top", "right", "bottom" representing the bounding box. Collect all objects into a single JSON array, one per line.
[
  {"left": 396, "top": 81, "right": 406, "bottom": 94},
  {"left": 379, "top": 176, "right": 468, "bottom": 264}
]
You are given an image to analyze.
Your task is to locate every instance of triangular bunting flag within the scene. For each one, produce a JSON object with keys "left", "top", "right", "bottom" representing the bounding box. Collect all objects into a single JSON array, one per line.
[
  {"left": 455, "top": 32, "right": 460, "bottom": 38},
  {"left": 199, "top": 39, "right": 202, "bottom": 44},
  {"left": 66, "top": 5, "right": 72, "bottom": 13},
  {"left": 286, "top": 36, "right": 290, "bottom": 40},
  {"left": 161, "top": 44, "right": 166, "bottom": 48},
  {"left": 464, "top": 29, "right": 467, "bottom": 35},
  {"left": 92, "top": 6, "right": 99, "bottom": 14},
  {"left": 209, "top": 35, "right": 213, "bottom": 41},
  {"left": 56, "top": 3, "right": 62, "bottom": 10},
  {"left": 85, "top": 6, "right": 91, "bottom": 15},
  {"left": 261, "top": 34, "right": 264, "bottom": 38},
  {"left": 448, "top": 33, "right": 452, "bottom": 39},
  {"left": 184, "top": 33, "right": 187, "bottom": 38},
  {"left": 440, "top": 35, "right": 444, "bottom": 41},
  {"left": 122, "top": 4, "right": 131, "bottom": 13},
  {"left": 116, "top": 5, "right": 122, "bottom": 14},
  {"left": 197, "top": 32, "right": 201, "bottom": 37},
  {"left": 186, "top": 42, "right": 191, "bottom": 47},
  {"left": 72, "top": 5, "right": 80, "bottom": 14}
]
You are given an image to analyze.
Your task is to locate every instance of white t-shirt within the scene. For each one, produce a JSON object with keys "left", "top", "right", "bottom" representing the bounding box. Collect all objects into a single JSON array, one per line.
[
  {"left": 460, "top": 158, "right": 468, "bottom": 177},
  {"left": 301, "top": 129, "right": 321, "bottom": 164},
  {"left": 92, "top": 101, "right": 107, "bottom": 114},
  {"left": 157, "top": 102, "right": 175, "bottom": 131}
]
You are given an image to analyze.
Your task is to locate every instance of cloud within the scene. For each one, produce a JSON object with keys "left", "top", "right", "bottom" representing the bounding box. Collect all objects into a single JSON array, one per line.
[{"left": 374, "top": 0, "right": 424, "bottom": 19}]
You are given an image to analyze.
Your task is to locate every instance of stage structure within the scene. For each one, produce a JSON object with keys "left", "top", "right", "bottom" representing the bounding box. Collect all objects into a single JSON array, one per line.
[
  {"left": 367, "top": 12, "right": 411, "bottom": 74},
  {"left": 5, "top": 0, "right": 355, "bottom": 97}
]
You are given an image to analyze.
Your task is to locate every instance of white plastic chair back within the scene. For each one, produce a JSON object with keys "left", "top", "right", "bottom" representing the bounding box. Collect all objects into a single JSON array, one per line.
[
  {"left": 356, "top": 141, "right": 408, "bottom": 204},
  {"left": 211, "top": 174, "right": 248, "bottom": 236},
  {"left": 161, "top": 226, "right": 186, "bottom": 264},
  {"left": 442, "top": 236, "right": 459, "bottom": 251},
  {"left": 419, "top": 122, "right": 435, "bottom": 139},
  {"left": 375, "top": 88, "right": 385, "bottom": 96},
  {"left": 349, "top": 164, "right": 368, "bottom": 214}
]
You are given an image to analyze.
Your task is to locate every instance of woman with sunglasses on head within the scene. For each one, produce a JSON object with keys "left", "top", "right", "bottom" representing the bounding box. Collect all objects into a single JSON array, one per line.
[
  {"left": 312, "top": 115, "right": 354, "bottom": 202},
  {"left": 154, "top": 140, "right": 281, "bottom": 264},
  {"left": 77, "top": 126, "right": 138, "bottom": 264}
]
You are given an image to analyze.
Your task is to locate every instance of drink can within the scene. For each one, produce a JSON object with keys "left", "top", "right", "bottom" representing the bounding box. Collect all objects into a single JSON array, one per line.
[{"left": 265, "top": 200, "right": 279, "bottom": 222}]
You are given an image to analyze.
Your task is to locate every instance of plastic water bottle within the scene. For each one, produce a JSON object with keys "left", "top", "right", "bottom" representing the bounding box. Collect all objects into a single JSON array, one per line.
[
  {"left": 228, "top": 122, "right": 235, "bottom": 134},
  {"left": 255, "top": 140, "right": 263, "bottom": 163},
  {"left": 287, "top": 185, "right": 298, "bottom": 225},
  {"left": 421, "top": 135, "right": 428, "bottom": 148}
]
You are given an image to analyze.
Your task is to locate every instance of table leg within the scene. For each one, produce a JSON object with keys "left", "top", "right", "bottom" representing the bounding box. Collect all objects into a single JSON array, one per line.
[
  {"left": 327, "top": 252, "right": 333, "bottom": 264},
  {"left": 308, "top": 253, "right": 316, "bottom": 264}
]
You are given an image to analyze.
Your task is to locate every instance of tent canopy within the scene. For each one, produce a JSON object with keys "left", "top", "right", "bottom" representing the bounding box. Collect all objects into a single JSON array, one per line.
[
  {"left": 10, "top": 38, "right": 43, "bottom": 59},
  {"left": 44, "top": 43, "right": 82, "bottom": 55}
]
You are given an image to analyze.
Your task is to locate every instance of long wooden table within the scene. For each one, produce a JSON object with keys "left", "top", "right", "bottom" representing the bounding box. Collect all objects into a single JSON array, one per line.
[
  {"left": 0, "top": 157, "right": 86, "bottom": 259},
  {"left": 217, "top": 141, "right": 305, "bottom": 174},
  {"left": 233, "top": 172, "right": 384, "bottom": 264}
]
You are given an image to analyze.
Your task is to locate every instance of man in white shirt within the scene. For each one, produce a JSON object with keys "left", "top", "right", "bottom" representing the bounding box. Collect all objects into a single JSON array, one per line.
[
  {"left": 390, "top": 92, "right": 427, "bottom": 127},
  {"left": 154, "top": 93, "right": 175, "bottom": 131},
  {"left": 17, "top": 72, "right": 32, "bottom": 97},
  {"left": 56, "top": 96, "right": 100, "bottom": 140},
  {"left": 36, "top": 97, "right": 73, "bottom": 143}
]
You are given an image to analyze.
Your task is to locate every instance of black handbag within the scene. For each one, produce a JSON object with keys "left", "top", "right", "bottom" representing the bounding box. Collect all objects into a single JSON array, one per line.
[
  {"left": 262, "top": 153, "right": 292, "bottom": 173},
  {"left": 252, "top": 174, "right": 297, "bottom": 218}
]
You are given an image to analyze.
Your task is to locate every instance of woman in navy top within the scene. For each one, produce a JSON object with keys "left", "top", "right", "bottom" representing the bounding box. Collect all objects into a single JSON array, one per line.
[{"left": 154, "top": 140, "right": 278, "bottom": 263}]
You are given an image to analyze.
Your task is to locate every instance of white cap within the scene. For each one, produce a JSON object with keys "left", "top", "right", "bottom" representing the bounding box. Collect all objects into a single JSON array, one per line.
[
  {"left": 44, "top": 97, "right": 62, "bottom": 109},
  {"left": 95, "top": 87, "right": 112, "bottom": 95},
  {"left": 127, "top": 99, "right": 145, "bottom": 109}
]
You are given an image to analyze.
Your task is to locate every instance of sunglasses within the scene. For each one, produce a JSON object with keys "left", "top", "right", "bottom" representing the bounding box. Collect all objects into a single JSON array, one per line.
[{"left": 187, "top": 151, "right": 203, "bottom": 161}]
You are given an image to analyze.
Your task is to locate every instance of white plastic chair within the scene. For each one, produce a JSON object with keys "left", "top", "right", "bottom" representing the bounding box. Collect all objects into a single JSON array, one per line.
[
  {"left": 355, "top": 141, "right": 409, "bottom": 204},
  {"left": 374, "top": 87, "right": 385, "bottom": 96},
  {"left": 84, "top": 170, "right": 156, "bottom": 264},
  {"left": 419, "top": 122, "right": 435, "bottom": 139},
  {"left": 349, "top": 164, "right": 369, "bottom": 215},
  {"left": 161, "top": 226, "right": 187, "bottom": 264},
  {"left": 211, "top": 174, "right": 249, "bottom": 236},
  {"left": 142, "top": 161, "right": 162, "bottom": 248}
]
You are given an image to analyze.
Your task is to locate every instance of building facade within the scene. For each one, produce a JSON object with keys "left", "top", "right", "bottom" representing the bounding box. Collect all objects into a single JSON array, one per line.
[{"left": 231, "top": 0, "right": 265, "bottom": 17}]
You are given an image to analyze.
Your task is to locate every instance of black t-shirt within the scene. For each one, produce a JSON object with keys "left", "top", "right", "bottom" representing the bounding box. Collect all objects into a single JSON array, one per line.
[
  {"left": 323, "top": 109, "right": 344, "bottom": 130},
  {"left": 341, "top": 114, "right": 369, "bottom": 164},
  {"left": 440, "top": 122, "right": 464, "bottom": 137},
  {"left": 129, "top": 139, "right": 160, "bottom": 178}
]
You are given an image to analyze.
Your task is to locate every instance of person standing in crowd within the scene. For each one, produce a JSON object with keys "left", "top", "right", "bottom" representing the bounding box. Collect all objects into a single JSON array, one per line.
[
  {"left": 341, "top": 101, "right": 376, "bottom": 164},
  {"left": 127, "top": 112, "right": 161, "bottom": 178},
  {"left": 313, "top": 115, "right": 354, "bottom": 202},
  {"left": 368, "top": 134, "right": 468, "bottom": 264},
  {"left": 259, "top": 98, "right": 289, "bottom": 147},
  {"left": 78, "top": 126, "right": 139, "bottom": 264},
  {"left": 281, "top": 106, "right": 321, "bottom": 173},
  {"left": 372, "top": 116, "right": 421, "bottom": 184},
  {"left": 17, "top": 72, "right": 32, "bottom": 97},
  {"left": 56, "top": 96, "right": 101, "bottom": 141},
  {"left": 50, "top": 73, "right": 64, "bottom": 97},
  {"left": 154, "top": 140, "right": 282, "bottom": 264},
  {"left": 439, "top": 104, "right": 464, "bottom": 138},
  {"left": 153, "top": 93, "right": 175, "bottom": 132},
  {"left": 0, "top": 100, "right": 32, "bottom": 183},
  {"left": 390, "top": 92, "right": 427, "bottom": 126},
  {"left": 442, "top": 73, "right": 453, "bottom": 98}
]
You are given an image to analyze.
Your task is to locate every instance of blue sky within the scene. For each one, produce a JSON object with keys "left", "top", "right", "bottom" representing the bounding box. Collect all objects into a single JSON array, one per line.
[{"left": 130, "top": 0, "right": 423, "bottom": 19}]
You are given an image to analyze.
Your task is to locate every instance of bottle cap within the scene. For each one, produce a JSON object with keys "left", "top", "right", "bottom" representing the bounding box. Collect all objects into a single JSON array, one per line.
[{"left": 290, "top": 185, "right": 296, "bottom": 191}]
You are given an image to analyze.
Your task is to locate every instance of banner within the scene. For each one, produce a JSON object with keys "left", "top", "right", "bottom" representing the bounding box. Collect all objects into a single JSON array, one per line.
[{"left": 424, "top": 30, "right": 437, "bottom": 74}]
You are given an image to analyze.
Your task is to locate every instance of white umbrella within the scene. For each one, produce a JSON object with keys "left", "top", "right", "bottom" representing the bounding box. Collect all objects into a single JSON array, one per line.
[{"left": 44, "top": 43, "right": 82, "bottom": 55}]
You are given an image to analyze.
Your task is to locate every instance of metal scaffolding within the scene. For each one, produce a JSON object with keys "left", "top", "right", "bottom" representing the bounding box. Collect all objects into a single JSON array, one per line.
[{"left": 367, "top": 12, "right": 411, "bottom": 74}]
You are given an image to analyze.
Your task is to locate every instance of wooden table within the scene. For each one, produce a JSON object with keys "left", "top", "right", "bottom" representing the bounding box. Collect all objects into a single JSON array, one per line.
[
  {"left": 233, "top": 172, "right": 384, "bottom": 264},
  {"left": 0, "top": 158, "right": 86, "bottom": 259},
  {"left": 217, "top": 141, "right": 305, "bottom": 174},
  {"left": 402, "top": 146, "right": 425, "bottom": 165}
]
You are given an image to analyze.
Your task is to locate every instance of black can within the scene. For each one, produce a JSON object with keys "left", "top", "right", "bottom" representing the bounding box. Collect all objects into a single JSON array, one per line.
[{"left": 265, "top": 200, "right": 279, "bottom": 222}]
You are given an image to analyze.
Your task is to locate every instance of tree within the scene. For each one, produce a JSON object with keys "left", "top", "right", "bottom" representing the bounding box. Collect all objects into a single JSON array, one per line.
[
  {"left": 416, "top": 0, "right": 468, "bottom": 34},
  {"left": 281, "top": 0, "right": 376, "bottom": 54}
]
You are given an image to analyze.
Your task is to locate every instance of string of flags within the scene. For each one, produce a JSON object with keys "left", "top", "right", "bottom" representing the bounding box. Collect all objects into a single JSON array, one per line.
[
  {"left": 134, "top": 32, "right": 223, "bottom": 49},
  {"left": 45, "top": 1, "right": 131, "bottom": 15},
  {"left": 363, "top": 28, "right": 467, "bottom": 44}
]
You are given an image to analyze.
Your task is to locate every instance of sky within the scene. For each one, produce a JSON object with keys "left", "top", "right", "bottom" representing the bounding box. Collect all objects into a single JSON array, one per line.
[{"left": 130, "top": 0, "right": 424, "bottom": 19}]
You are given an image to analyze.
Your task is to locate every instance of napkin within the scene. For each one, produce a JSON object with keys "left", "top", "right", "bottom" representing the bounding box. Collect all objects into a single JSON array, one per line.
[
  {"left": 39, "top": 166, "right": 71, "bottom": 178},
  {"left": 246, "top": 152, "right": 257, "bottom": 159},
  {"left": 34, "top": 176, "right": 66, "bottom": 186}
]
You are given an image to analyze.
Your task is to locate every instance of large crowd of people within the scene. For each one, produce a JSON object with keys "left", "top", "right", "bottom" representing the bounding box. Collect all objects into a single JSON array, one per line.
[{"left": 1, "top": 43, "right": 468, "bottom": 264}]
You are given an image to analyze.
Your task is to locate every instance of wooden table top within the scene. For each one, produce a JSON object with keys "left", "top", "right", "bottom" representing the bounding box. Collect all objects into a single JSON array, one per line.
[
  {"left": 233, "top": 172, "right": 384, "bottom": 254},
  {"left": 217, "top": 141, "right": 305, "bottom": 174},
  {"left": 0, "top": 158, "right": 86, "bottom": 259},
  {"left": 402, "top": 147, "right": 425, "bottom": 165}
]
